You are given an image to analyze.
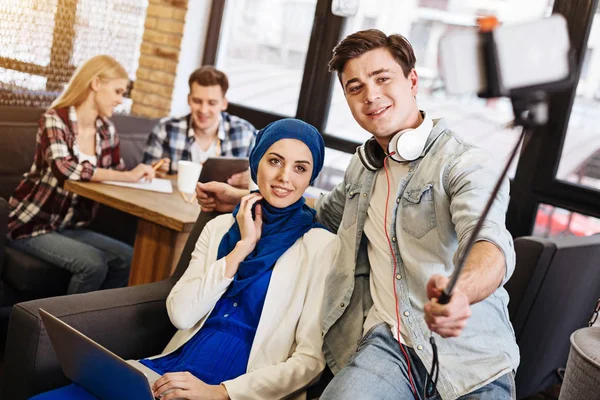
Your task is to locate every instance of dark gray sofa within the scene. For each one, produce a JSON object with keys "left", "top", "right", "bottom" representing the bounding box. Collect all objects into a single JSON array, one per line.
[{"left": 507, "top": 235, "right": 600, "bottom": 398}]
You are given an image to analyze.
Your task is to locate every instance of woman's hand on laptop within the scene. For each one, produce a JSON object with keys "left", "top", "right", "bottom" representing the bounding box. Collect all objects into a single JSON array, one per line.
[{"left": 153, "top": 371, "right": 229, "bottom": 399}]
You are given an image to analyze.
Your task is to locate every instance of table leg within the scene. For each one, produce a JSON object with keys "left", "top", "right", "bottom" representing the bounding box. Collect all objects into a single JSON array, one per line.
[{"left": 128, "top": 219, "right": 189, "bottom": 286}]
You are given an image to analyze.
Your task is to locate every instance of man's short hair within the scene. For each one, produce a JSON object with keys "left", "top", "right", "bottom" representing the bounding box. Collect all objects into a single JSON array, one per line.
[
  {"left": 328, "top": 29, "right": 416, "bottom": 84},
  {"left": 188, "top": 66, "right": 229, "bottom": 95}
]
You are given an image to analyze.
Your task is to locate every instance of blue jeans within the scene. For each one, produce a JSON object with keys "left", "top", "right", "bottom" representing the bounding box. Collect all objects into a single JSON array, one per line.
[
  {"left": 9, "top": 229, "right": 132, "bottom": 294},
  {"left": 321, "top": 323, "right": 516, "bottom": 400}
]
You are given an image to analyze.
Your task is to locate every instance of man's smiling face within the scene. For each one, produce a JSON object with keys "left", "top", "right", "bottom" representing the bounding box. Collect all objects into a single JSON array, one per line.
[{"left": 341, "top": 47, "right": 420, "bottom": 148}]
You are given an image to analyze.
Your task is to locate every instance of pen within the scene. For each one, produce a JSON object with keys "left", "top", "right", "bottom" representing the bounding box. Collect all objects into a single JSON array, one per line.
[{"left": 152, "top": 159, "right": 166, "bottom": 171}]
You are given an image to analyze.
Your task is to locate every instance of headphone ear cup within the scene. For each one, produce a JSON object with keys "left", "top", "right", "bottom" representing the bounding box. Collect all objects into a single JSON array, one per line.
[
  {"left": 390, "top": 112, "right": 434, "bottom": 162},
  {"left": 394, "top": 129, "right": 422, "bottom": 162},
  {"left": 358, "top": 138, "right": 385, "bottom": 171},
  {"left": 388, "top": 129, "right": 408, "bottom": 163}
]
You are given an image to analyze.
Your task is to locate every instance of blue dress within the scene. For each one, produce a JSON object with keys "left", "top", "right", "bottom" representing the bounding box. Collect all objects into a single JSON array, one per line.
[{"left": 30, "top": 269, "right": 274, "bottom": 399}]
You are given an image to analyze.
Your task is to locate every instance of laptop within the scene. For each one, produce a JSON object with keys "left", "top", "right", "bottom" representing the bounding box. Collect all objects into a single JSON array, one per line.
[{"left": 39, "top": 308, "right": 162, "bottom": 400}]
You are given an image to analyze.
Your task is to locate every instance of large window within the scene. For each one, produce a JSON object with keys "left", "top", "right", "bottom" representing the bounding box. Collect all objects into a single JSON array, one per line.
[
  {"left": 324, "top": 0, "right": 554, "bottom": 177},
  {"left": 556, "top": 9, "right": 600, "bottom": 191},
  {"left": 0, "top": 0, "right": 147, "bottom": 110},
  {"left": 215, "top": 0, "right": 318, "bottom": 116}
]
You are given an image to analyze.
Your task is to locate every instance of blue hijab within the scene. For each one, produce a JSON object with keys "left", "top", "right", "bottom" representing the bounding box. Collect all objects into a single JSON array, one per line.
[{"left": 217, "top": 118, "right": 326, "bottom": 297}]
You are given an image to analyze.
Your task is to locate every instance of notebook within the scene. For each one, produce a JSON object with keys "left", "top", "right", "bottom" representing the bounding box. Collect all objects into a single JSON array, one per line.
[{"left": 100, "top": 178, "right": 173, "bottom": 193}]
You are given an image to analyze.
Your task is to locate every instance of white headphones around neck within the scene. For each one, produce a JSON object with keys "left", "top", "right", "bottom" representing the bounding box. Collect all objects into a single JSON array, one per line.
[
  {"left": 357, "top": 111, "right": 433, "bottom": 171},
  {"left": 388, "top": 111, "right": 433, "bottom": 163}
]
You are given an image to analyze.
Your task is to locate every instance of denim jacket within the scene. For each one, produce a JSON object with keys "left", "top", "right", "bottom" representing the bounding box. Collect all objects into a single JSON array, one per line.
[{"left": 315, "top": 119, "right": 519, "bottom": 400}]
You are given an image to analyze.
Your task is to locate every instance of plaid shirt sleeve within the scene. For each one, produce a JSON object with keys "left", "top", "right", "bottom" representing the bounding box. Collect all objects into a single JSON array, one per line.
[
  {"left": 143, "top": 119, "right": 169, "bottom": 165},
  {"left": 225, "top": 114, "right": 258, "bottom": 157},
  {"left": 42, "top": 114, "right": 96, "bottom": 183}
]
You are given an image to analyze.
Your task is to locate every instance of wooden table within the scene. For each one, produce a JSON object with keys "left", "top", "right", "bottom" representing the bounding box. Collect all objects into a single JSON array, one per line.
[{"left": 65, "top": 178, "right": 200, "bottom": 286}]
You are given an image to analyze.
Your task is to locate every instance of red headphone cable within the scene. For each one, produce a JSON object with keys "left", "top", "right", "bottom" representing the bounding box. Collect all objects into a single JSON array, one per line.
[{"left": 383, "top": 155, "right": 418, "bottom": 399}]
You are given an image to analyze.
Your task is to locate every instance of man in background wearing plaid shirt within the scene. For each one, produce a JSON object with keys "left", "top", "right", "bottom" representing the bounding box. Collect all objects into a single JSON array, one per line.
[{"left": 143, "top": 66, "right": 257, "bottom": 188}]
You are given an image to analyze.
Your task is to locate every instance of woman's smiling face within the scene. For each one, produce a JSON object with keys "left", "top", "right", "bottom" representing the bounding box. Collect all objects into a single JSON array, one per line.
[{"left": 256, "top": 139, "right": 313, "bottom": 208}]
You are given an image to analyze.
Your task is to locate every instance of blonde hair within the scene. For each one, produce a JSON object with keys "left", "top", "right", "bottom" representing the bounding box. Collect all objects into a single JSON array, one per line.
[{"left": 50, "top": 55, "right": 129, "bottom": 109}]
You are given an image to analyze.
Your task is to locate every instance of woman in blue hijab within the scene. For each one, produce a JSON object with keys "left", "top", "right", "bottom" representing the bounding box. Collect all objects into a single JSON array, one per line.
[{"left": 32, "top": 119, "right": 337, "bottom": 400}]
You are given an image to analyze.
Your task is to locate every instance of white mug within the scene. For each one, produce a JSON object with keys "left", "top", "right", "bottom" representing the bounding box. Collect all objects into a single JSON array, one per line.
[{"left": 177, "top": 161, "right": 202, "bottom": 194}]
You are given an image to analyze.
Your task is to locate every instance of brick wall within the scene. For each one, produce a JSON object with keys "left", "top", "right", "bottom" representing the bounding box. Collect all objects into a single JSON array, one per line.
[{"left": 131, "top": 0, "right": 189, "bottom": 119}]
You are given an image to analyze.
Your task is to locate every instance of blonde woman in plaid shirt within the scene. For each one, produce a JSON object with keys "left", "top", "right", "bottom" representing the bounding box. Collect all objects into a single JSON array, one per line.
[{"left": 6, "top": 55, "right": 155, "bottom": 294}]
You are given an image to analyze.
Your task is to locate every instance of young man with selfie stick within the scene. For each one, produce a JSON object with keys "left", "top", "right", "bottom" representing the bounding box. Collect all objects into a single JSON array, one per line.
[{"left": 196, "top": 16, "right": 572, "bottom": 399}]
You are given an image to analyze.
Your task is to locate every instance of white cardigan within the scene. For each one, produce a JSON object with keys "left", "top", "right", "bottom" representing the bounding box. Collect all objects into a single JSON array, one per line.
[{"left": 153, "top": 214, "right": 337, "bottom": 400}]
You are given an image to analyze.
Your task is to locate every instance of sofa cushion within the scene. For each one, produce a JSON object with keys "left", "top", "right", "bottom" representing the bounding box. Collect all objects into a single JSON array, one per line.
[
  {"left": 511, "top": 235, "right": 600, "bottom": 398},
  {"left": 0, "top": 122, "right": 39, "bottom": 200},
  {"left": 119, "top": 132, "right": 148, "bottom": 169},
  {"left": 3, "top": 247, "right": 70, "bottom": 295},
  {"left": 111, "top": 113, "right": 158, "bottom": 169},
  {"left": 0, "top": 198, "right": 8, "bottom": 275}
]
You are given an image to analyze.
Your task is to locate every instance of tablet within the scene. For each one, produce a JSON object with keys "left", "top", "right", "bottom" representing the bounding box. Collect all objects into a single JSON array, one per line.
[{"left": 199, "top": 157, "right": 249, "bottom": 183}]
